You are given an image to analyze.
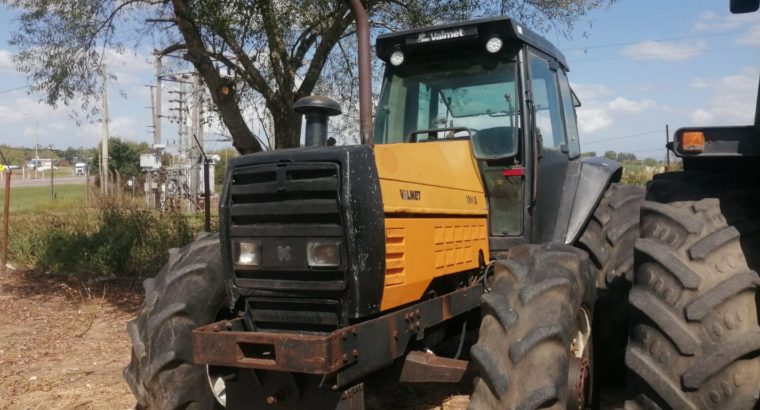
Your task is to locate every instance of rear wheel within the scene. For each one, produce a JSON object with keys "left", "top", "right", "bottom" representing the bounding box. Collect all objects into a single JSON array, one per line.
[
  {"left": 469, "top": 243, "right": 596, "bottom": 409},
  {"left": 124, "top": 233, "right": 227, "bottom": 409},
  {"left": 624, "top": 172, "right": 760, "bottom": 409},
  {"left": 576, "top": 183, "right": 644, "bottom": 384}
]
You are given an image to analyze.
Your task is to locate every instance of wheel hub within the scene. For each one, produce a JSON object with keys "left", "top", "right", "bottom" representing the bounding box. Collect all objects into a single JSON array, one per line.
[
  {"left": 207, "top": 365, "right": 228, "bottom": 407},
  {"left": 568, "top": 306, "right": 592, "bottom": 410},
  {"left": 568, "top": 356, "right": 590, "bottom": 410}
]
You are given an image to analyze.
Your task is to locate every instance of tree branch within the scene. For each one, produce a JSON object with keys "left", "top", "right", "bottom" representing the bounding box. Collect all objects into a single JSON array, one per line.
[
  {"left": 297, "top": 7, "right": 353, "bottom": 98},
  {"left": 257, "top": 0, "right": 291, "bottom": 94},
  {"left": 170, "top": 0, "right": 262, "bottom": 154}
]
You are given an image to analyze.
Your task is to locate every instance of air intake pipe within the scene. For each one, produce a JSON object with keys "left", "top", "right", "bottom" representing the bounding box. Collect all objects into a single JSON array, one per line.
[
  {"left": 294, "top": 96, "right": 342, "bottom": 147},
  {"left": 293, "top": 0, "right": 372, "bottom": 146}
]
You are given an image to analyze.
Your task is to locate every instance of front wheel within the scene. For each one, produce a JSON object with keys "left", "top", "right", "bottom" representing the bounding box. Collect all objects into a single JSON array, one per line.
[
  {"left": 469, "top": 243, "right": 596, "bottom": 409},
  {"left": 123, "top": 233, "right": 227, "bottom": 409}
]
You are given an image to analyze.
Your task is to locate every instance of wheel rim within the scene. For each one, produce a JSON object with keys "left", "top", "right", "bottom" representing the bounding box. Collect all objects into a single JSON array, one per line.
[
  {"left": 207, "top": 365, "right": 228, "bottom": 407},
  {"left": 568, "top": 306, "right": 592, "bottom": 410}
]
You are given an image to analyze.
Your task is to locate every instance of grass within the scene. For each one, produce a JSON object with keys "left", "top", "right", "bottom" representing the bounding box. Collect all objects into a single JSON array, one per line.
[
  {"left": 7, "top": 197, "right": 203, "bottom": 277},
  {"left": 0, "top": 184, "right": 90, "bottom": 212}
]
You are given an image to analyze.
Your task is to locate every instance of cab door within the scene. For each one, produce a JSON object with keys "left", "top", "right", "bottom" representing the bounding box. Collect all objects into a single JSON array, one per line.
[{"left": 526, "top": 49, "right": 574, "bottom": 243}]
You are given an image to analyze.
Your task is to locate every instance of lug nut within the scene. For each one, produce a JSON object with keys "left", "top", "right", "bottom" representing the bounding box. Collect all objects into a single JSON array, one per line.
[{"left": 266, "top": 390, "right": 286, "bottom": 405}]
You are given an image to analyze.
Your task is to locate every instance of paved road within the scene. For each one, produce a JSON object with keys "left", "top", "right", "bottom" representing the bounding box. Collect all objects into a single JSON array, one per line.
[{"left": 5, "top": 175, "right": 89, "bottom": 187}]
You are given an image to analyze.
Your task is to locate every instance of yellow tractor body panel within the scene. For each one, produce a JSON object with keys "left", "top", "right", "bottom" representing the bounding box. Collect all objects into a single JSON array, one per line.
[{"left": 374, "top": 141, "right": 490, "bottom": 310}]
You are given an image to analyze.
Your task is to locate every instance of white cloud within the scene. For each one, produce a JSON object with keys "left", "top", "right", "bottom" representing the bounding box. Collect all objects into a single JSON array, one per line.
[
  {"left": 688, "top": 69, "right": 759, "bottom": 126},
  {"left": 737, "top": 24, "right": 760, "bottom": 46},
  {"left": 695, "top": 11, "right": 755, "bottom": 32},
  {"left": 571, "top": 82, "right": 612, "bottom": 101},
  {"left": 690, "top": 109, "right": 715, "bottom": 124},
  {"left": 75, "top": 116, "right": 139, "bottom": 145},
  {"left": 621, "top": 40, "right": 707, "bottom": 61},
  {"left": 0, "top": 97, "right": 62, "bottom": 125},
  {"left": 0, "top": 49, "right": 15, "bottom": 73},
  {"left": 608, "top": 97, "right": 657, "bottom": 113},
  {"left": 103, "top": 48, "right": 153, "bottom": 86},
  {"left": 571, "top": 83, "right": 662, "bottom": 134},
  {"left": 577, "top": 107, "right": 613, "bottom": 133},
  {"left": 689, "top": 78, "right": 710, "bottom": 89}
]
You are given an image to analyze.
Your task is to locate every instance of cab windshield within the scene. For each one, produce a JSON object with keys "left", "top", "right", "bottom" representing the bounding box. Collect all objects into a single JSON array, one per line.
[{"left": 373, "top": 54, "right": 519, "bottom": 158}]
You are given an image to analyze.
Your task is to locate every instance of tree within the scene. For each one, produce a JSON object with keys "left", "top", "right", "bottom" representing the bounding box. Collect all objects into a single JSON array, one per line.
[
  {"left": 5, "top": 0, "right": 614, "bottom": 154},
  {"left": 92, "top": 137, "right": 149, "bottom": 178},
  {"left": 211, "top": 147, "right": 238, "bottom": 186},
  {"left": 603, "top": 150, "right": 617, "bottom": 160},
  {"left": 616, "top": 152, "right": 637, "bottom": 162}
]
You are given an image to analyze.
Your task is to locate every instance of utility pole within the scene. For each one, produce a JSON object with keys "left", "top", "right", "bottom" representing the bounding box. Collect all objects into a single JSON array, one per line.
[
  {"left": 34, "top": 122, "right": 39, "bottom": 179},
  {"left": 49, "top": 144, "right": 54, "bottom": 202},
  {"left": 154, "top": 55, "right": 162, "bottom": 146},
  {"left": 100, "top": 64, "right": 111, "bottom": 195},
  {"left": 665, "top": 124, "right": 671, "bottom": 171},
  {"left": 0, "top": 150, "right": 12, "bottom": 272},
  {"left": 190, "top": 73, "right": 202, "bottom": 204}
]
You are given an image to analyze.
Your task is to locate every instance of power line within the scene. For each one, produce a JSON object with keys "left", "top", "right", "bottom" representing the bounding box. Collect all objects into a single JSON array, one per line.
[
  {"left": 572, "top": 45, "right": 760, "bottom": 63},
  {"left": 0, "top": 85, "right": 29, "bottom": 94},
  {"left": 630, "top": 148, "right": 667, "bottom": 154},
  {"left": 582, "top": 129, "right": 661, "bottom": 145},
  {"left": 564, "top": 31, "right": 743, "bottom": 52}
]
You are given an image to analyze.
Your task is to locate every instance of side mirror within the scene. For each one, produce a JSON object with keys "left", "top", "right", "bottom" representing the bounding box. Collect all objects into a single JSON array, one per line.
[
  {"left": 471, "top": 126, "right": 518, "bottom": 160},
  {"left": 730, "top": 0, "right": 759, "bottom": 13}
]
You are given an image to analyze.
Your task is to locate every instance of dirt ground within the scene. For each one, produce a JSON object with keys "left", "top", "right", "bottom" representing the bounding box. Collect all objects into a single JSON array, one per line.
[
  {"left": 0, "top": 269, "right": 140, "bottom": 410},
  {"left": 0, "top": 269, "right": 472, "bottom": 410},
  {"left": 0, "top": 268, "right": 621, "bottom": 409}
]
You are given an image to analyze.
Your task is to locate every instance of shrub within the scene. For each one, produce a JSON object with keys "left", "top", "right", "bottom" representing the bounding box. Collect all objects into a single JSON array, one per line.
[{"left": 8, "top": 198, "right": 205, "bottom": 277}]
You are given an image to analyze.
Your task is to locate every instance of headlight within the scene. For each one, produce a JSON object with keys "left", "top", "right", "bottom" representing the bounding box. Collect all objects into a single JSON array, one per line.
[
  {"left": 235, "top": 241, "right": 262, "bottom": 267},
  {"left": 486, "top": 37, "right": 503, "bottom": 54},
  {"left": 390, "top": 51, "right": 405, "bottom": 66},
  {"left": 307, "top": 241, "right": 341, "bottom": 267}
]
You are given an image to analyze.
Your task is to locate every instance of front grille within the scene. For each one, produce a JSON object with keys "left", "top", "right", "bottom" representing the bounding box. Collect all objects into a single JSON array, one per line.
[
  {"left": 230, "top": 162, "right": 341, "bottom": 228},
  {"left": 245, "top": 297, "right": 341, "bottom": 333},
  {"left": 229, "top": 162, "right": 344, "bottom": 293}
]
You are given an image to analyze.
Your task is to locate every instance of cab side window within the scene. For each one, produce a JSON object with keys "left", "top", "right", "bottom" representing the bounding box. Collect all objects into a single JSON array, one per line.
[
  {"left": 528, "top": 52, "right": 566, "bottom": 150},
  {"left": 557, "top": 69, "right": 581, "bottom": 158}
]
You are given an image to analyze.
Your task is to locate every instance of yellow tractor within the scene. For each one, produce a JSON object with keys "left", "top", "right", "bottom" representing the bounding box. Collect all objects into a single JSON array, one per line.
[{"left": 125, "top": 1, "right": 643, "bottom": 408}]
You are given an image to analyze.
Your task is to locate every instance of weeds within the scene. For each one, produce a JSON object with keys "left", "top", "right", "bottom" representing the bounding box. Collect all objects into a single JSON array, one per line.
[{"left": 8, "top": 197, "right": 206, "bottom": 278}]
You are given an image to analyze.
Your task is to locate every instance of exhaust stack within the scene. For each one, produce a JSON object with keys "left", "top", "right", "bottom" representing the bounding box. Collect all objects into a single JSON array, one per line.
[{"left": 347, "top": 0, "right": 373, "bottom": 145}]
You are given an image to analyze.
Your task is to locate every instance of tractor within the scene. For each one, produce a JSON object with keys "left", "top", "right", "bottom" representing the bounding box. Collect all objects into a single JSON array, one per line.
[
  {"left": 621, "top": 0, "right": 760, "bottom": 408},
  {"left": 124, "top": 1, "right": 643, "bottom": 408}
]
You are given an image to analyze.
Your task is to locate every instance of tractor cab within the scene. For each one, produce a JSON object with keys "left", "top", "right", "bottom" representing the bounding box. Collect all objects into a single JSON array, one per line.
[{"left": 374, "top": 17, "right": 584, "bottom": 248}]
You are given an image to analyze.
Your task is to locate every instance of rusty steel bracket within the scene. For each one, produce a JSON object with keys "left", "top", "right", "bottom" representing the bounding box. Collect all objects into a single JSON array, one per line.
[
  {"left": 193, "top": 321, "right": 359, "bottom": 374},
  {"left": 193, "top": 283, "right": 484, "bottom": 388},
  {"left": 398, "top": 351, "right": 475, "bottom": 384}
]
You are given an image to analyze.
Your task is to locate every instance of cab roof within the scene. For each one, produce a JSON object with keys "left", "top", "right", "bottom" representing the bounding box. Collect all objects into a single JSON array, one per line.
[{"left": 376, "top": 16, "right": 569, "bottom": 70}]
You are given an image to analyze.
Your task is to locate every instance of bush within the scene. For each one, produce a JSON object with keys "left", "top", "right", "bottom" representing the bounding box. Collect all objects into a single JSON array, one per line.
[{"left": 8, "top": 198, "right": 205, "bottom": 277}]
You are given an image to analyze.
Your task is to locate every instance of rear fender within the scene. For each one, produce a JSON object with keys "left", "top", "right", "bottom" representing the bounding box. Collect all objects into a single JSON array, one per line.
[{"left": 563, "top": 157, "right": 622, "bottom": 244}]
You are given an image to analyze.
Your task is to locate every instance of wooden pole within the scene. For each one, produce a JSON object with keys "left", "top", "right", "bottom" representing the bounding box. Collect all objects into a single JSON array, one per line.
[
  {"left": 49, "top": 146, "right": 54, "bottom": 203},
  {"left": 665, "top": 124, "right": 671, "bottom": 171},
  {"left": 0, "top": 150, "right": 12, "bottom": 272}
]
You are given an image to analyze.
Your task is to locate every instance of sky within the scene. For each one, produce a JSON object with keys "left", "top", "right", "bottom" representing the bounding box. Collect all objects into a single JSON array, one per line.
[{"left": 0, "top": 0, "right": 758, "bottom": 162}]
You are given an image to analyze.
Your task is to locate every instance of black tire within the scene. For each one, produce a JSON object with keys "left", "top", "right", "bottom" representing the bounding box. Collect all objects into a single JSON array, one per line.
[
  {"left": 469, "top": 243, "right": 596, "bottom": 409},
  {"left": 576, "top": 183, "right": 644, "bottom": 384},
  {"left": 624, "top": 172, "right": 760, "bottom": 409},
  {"left": 124, "top": 233, "right": 227, "bottom": 409}
]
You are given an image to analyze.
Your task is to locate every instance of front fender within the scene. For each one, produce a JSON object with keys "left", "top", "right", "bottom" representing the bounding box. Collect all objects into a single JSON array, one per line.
[{"left": 563, "top": 157, "right": 622, "bottom": 244}]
